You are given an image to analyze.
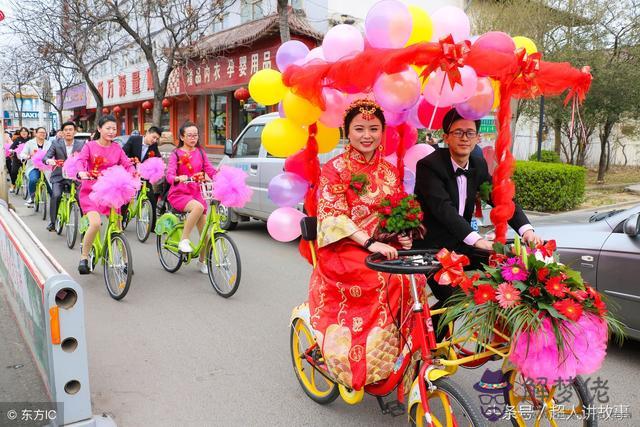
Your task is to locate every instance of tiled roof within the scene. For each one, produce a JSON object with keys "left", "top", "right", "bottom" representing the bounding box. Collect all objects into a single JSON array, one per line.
[{"left": 181, "top": 12, "right": 323, "bottom": 59}]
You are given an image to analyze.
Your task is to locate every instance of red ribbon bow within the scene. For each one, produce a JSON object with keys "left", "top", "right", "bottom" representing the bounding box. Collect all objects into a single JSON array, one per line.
[
  {"left": 515, "top": 48, "right": 542, "bottom": 83},
  {"left": 434, "top": 248, "right": 470, "bottom": 286},
  {"left": 179, "top": 152, "right": 193, "bottom": 173},
  {"left": 535, "top": 240, "right": 556, "bottom": 258},
  {"left": 421, "top": 35, "right": 471, "bottom": 90}
]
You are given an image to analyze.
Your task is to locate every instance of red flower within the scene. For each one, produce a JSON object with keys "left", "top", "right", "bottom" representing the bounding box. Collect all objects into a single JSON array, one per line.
[
  {"left": 537, "top": 267, "right": 549, "bottom": 282},
  {"left": 529, "top": 287, "right": 541, "bottom": 297},
  {"left": 418, "top": 212, "right": 424, "bottom": 221},
  {"left": 586, "top": 286, "right": 607, "bottom": 315},
  {"left": 473, "top": 284, "right": 496, "bottom": 305},
  {"left": 148, "top": 151, "right": 155, "bottom": 157},
  {"left": 553, "top": 298, "right": 583, "bottom": 322},
  {"left": 545, "top": 276, "right": 568, "bottom": 298},
  {"left": 406, "top": 213, "right": 417, "bottom": 221},
  {"left": 571, "top": 290, "right": 588, "bottom": 303},
  {"left": 352, "top": 181, "right": 364, "bottom": 190},
  {"left": 380, "top": 219, "right": 387, "bottom": 228},
  {"left": 536, "top": 240, "right": 557, "bottom": 257},
  {"left": 382, "top": 206, "right": 392, "bottom": 215},
  {"left": 488, "top": 253, "right": 508, "bottom": 267}
]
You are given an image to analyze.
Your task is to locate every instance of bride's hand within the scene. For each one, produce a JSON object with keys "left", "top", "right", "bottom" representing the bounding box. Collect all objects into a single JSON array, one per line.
[
  {"left": 369, "top": 242, "right": 398, "bottom": 260},
  {"left": 397, "top": 234, "right": 412, "bottom": 250}
]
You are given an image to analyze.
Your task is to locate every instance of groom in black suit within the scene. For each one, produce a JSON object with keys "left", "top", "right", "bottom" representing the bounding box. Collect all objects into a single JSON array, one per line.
[{"left": 413, "top": 109, "right": 541, "bottom": 306}]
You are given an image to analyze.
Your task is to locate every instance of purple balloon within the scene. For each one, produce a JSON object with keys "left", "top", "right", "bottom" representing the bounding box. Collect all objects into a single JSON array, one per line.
[
  {"left": 278, "top": 101, "right": 286, "bottom": 118},
  {"left": 403, "top": 169, "right": 416, "bottom": 193},
  {"left": 454, "top": 77, "right": 494, "bottom": 120},
  {"left": 383, "top": 110, "right": 409, "bottom": 126},
  {"left": 268, "top": 172, "right": 309, "bottom": 207},
  {"left": 365, "top": 0, "right": 412, "bottom": 48},
  {"left": 322, "top": 24, "right": 364, "bottom": 62},
  {"left": 276, "top": 40, "right": 310, "bottom": 71}
]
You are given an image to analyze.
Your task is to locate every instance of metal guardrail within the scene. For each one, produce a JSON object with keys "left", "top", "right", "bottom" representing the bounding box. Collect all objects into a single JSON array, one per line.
[{"left": 0, "top": 199, "right": 115, "bottom": 426}]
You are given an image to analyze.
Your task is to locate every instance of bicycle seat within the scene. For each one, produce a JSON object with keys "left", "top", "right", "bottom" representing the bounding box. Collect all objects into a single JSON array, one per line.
[{"left": 365, "top": 250, "right": 441, "bottom": 274}]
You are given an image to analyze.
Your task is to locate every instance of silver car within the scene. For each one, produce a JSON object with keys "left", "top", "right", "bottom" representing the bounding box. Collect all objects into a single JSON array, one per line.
[
  {"left": 535, "top": 205, "right": 640, "bottom": 340},
  {"left": 218, "top": 113, "right": 344, "bottom": 229}
]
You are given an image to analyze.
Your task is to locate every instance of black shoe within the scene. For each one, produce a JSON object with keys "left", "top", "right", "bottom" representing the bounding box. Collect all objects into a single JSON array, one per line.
[
  {"left": 46, "top": 223, "right": 55, "bottom": 232},
  {"left": 78, "top": 259, "right": 91, "bottom": 275}
]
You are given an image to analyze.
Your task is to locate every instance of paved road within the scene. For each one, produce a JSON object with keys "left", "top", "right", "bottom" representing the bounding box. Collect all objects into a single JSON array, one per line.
[{"left": 7, "top": 192, "right": 640, "bottom": 427}]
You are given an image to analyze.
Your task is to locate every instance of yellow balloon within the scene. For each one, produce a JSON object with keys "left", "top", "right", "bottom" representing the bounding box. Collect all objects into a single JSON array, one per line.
[
  {"left": 261, "top": 118, "right": 307, "bottom": 158},
  {"left": 283, "top": 91, "right": 322, "bottom": 125},
  {"left": 315, "top": 123, "right": 341, "bottom": 154},
  {"left": 405, "top": 6, "right": 433, "bottom": 47},
  {"left": 490, "top": 78, "right": 500, "bottom": 111},
  {"left": 248, "top": 69, "right": 286, "bottom": 106},
  {"left": 412, "top": 65, "right": 428, "bottom": 91},
  {"left": 512, "top": 36, "right": 538, "bottom": 55}
]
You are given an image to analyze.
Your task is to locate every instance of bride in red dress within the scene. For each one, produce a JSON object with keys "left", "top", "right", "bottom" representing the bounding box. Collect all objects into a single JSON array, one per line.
[{"left": 309, "top": 99, "right": 425, "bottom": 391}]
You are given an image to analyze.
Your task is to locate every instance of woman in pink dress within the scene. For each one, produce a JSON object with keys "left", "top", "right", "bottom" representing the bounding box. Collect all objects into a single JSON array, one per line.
[
  {"left": 166, "top": 121, "right": 217, "bottom": 274},
  {"left": 76, "top": 115, "right": 135, "bottom": 274}
]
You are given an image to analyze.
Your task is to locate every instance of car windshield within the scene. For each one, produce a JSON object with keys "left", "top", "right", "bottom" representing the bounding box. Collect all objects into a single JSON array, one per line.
[{"left": 589, "top": 209, "right": 623, "bottom": 222}]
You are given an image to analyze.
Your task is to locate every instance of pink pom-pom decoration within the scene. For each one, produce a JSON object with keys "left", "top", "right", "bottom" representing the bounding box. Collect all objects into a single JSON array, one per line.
[
  {"left": 212, "top": 166, "right": 253, "bottom": 208},
  {"left": 89, "top": 165, "right": 141, "bottom": 210},
  {"left": 62, "top": 154, "right": 82, "bottom": 180},
  {"left": 14, "top": 143, "right": 25, "bottom": 157},
  {"left": 509, "top": 314, "right": 608, "bottom": 383},
  {"left": 4, "top": 143, "right": 12, "bottom": 158},
  {"left": 32, "top": 149, "right": 52, "bottom": 171},
  {"left": 137, "top": 157, "right": 165, "bottom": 184}
]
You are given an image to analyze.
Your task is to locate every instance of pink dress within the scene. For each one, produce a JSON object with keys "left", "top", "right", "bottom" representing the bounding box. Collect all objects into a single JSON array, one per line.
[
  {"left": 166, "top": 147, "right": 216, "bottom": 213},
  {"left": 76, "top": 140, "right": 135, "bottom": 215}
]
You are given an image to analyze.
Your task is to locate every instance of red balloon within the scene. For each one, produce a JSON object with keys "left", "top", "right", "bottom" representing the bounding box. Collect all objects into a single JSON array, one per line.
[
  {"left": 482, "top": 145, "right": 497, "bottom": 175},
  {"left": 384, "top": 124, "right": 418, "bottom": 156},
  {"left": 0, "top": 10, "right": 5, "bottom": 22},
  {"left": 418, "top": 98, "right": 451, "bottom": 130}
]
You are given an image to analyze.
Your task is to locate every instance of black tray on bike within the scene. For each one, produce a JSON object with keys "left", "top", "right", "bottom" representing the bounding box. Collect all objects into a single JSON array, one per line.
[{"left": 365, "top": 249, "right": 441, "bottom": 274}]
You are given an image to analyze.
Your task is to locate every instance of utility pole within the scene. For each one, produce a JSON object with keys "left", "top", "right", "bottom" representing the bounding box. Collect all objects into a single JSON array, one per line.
[{"left": 536, "top": 96, "right": 545, "bottom": 161}]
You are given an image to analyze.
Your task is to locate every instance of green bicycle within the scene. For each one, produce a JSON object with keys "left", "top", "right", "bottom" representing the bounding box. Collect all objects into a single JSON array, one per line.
[
  {"left": 155, "top": 181, "right": 241, "bottom": 298},
  {"left": 33, "top": 171, "right": 49, "bottom": 221},
  {"left": 14, "top": 162, "right": 28, "bottom": 199},
  {"left": 80, "top": 207, "right": 133, "bottom": 300},
  {"left": 55, "top": 180, "right": 81, "bottom": 249},
  {"left": 122, "top": 180, "right": 155, "bottom": 243}
]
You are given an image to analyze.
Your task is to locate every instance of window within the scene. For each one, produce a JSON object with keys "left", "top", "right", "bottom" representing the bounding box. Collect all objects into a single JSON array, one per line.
[
  {"left": 240, "top": 0, "right": 264, "bottom": 23},
  {"left": 290, "top": 0, "right": 303, "bottom": 10},
  {"left": 234, "top": 125, "right": 263, "bottom": 157},
  {"left": 209, "top": 94, "right": 228, "bottom": 146}
]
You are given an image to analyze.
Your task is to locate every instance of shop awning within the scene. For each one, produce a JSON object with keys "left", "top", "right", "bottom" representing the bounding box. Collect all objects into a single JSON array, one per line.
[{"left": 179, "top": 11, "right": 323, "bottom": 58}]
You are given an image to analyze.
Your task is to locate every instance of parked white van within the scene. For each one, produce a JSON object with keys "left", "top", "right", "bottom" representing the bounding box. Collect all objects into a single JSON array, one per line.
[{"left": 218, "top": 112, "right": 344, "bottom": 229}]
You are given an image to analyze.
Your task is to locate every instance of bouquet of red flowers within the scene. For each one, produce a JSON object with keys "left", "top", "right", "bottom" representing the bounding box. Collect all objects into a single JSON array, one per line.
[
  {"left": 374, "top": 192, "right": 426, "bottom": 242},
  {"left": 438, "top": 238, "right": 624, "bottom": 383}
]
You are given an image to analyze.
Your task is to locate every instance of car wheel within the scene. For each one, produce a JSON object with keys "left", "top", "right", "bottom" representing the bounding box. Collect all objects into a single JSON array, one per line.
[{"left": 217, "top": 203, "right": 238, "bottom": 230}]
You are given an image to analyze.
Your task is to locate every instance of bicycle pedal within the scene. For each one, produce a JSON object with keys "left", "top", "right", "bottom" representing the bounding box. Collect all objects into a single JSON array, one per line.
[{"left": 376, "top": 397, "right": 405, "bottom": 417}]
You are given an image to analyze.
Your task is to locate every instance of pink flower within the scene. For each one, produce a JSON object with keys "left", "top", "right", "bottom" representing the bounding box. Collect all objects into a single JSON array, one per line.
[
  {"left": 496, "top": 282, "right": 522, "bottom": 309},
  {"left": 501, "top": 258, "right": 528, "bottom": 281}
]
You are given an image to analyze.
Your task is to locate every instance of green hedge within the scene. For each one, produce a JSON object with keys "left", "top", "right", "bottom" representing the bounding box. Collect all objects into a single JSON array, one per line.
[
  {"left": 512, "top": 161, "right": 586, "bottom": 212},
  {"left": 528, "top": 150, "right": 561, "bottom": 163}
]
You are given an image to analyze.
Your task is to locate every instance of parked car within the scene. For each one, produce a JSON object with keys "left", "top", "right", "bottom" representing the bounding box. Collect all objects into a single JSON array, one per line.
[
  {"left": 74, "top": 132, "right": 93, "bottom": 143},
  {"left": 534, "top": 204, "right": 640, "bottom": 340},
  {"left": 218, "top": 112, "right": 344, "bottom": 230}
]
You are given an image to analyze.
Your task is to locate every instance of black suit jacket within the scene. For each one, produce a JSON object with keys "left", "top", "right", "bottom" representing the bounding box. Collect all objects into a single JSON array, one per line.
[
  {"left": 122, "top": 135, "right": 160, "bottom": 162},
  {"left": 43, "top": 138, "right": 85, "bottom": 184},
  {"left": 413, "top": 148, "right": 530, "bottom": 251}
]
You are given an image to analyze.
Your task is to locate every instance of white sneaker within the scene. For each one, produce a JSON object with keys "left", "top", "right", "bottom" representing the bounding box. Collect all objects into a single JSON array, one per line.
[
  {"left": 197, "top": 261, "right": 208, "bottom": 275},
  {"left": 178, "top": 239, "right": 193, "bottom": 253}
]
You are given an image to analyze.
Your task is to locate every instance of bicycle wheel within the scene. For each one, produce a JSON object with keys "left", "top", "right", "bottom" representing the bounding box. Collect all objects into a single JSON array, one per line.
[
  {"left": 504, "top": 371, "right": 597, "bottom": 427},
  {"left": 206, "top": 233, "right": 241, "bottom": 298},
  {"left": 40, "top": 184, "right": 47, "bottom": 220},
  {"left": 103, "top": 232, "right": 133, "bottom": 300},
  {"left": 156, "top": 228, "right": 183, "bottom": 273},
  {"left": 135, "top": 198, "right": 154, "bottom": 243},
  {"left": 66, "top": 202, "right": 80, "bottom": 249},
  {"left": 21, "top": 174, "right": 28, "bottom": 200},
  {"left": 55, "top": 213, "right": 64, "bottom": 234},
  {"left": 409, "top": 377, "right": 487, "bottom": 427},
  {"left": 290, "top": 318, "right": 339, "bottom": 405}
]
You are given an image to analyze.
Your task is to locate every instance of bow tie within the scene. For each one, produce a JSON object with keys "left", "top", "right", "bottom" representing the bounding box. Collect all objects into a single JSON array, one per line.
[{"left": 454, "top": 168, "right": 469, "bottom": 177}]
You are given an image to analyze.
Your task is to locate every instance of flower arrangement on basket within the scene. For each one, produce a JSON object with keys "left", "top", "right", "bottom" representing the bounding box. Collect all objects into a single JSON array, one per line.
[
  {"left": 373, "top": 192, "right": 426, "bottom": 242},
  {"left": 438, "top": 238, "right": 624, "bottom": 383}
]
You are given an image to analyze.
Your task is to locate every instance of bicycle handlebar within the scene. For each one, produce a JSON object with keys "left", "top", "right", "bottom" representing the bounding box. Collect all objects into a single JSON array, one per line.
[{"left": 365, "top": 249, "right": 442, "bottom": 274}]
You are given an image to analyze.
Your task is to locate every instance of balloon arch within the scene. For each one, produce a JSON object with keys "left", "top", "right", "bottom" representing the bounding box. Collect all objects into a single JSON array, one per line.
[{"left": 248, "top": 0, "right": 591, "bottom": 248}]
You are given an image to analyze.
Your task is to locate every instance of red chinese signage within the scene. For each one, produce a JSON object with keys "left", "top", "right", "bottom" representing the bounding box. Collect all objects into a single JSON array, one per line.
[
  {"left": 132, "top": 71, "right": 140, "bottom": 94},
  {"left": 97, "top": 81, "right": 104, "bottom": 98},
  {"left": 118, "top": 74, "right": 127, "bottom": 97},
  {"left": 146, "top": 68, "right": 154, "bottom": 91},
  {"left": 107, "top": 79, "right": 114, "bottom": 99}
]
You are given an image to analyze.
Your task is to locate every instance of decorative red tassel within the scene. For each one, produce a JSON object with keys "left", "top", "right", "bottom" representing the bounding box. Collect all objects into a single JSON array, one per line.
[
  {"left": 298, "top": 123, "right": 321, "bottom": 265},
  {"left": 474, "top": 197, "right": 483, "bottom": 218}
]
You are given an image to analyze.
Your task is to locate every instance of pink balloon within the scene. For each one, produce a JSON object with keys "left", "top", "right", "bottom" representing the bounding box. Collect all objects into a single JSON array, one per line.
[
  {"left": 303, "top": 47, "right": 325, "bottom": 64},
  {"left": 322, "top": 25, "right": 364, "bottom": 62},
  {"left": 472, "top": 31, "right": 516, "bottom": 55},
  {"left": 455, "top": 77, "right": 494, "bottom": 120},
  {"left": 384, "top": 153, "right": 398, "bottom": 165},
  {"left": 278, "top": 101, "right": 286, "bottom": 118},
  {"left": 365, "top": 0, "right": 412, "bottom": 48},
  {"left": 404, "top": 143, "right": 435, "bottom": 172},
  {"left": 417, "top": 98, "right": 450, "bottom": 130},
  {"left": 267, "top": 207, "right": 305, "bottom": 242},
  {"left": 383, "top": 110, "right": 408, "bottom": 126},
  {"left": 431, "top": 6, "right": 471, "bottom": 43},
  {"left": 319, "top": 88, "right": 349, "bottom": 127},
  {"left": 373, "top": 68, "right": 421, "bottom": 112},
  {"left": 423, "top": 66, "right": 478, "bottom": 107}
]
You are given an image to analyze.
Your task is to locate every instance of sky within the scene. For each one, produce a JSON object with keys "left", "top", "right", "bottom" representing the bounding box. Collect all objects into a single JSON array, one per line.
[{"left": 0, "top": 0, "right": 16, "bottom": 48}]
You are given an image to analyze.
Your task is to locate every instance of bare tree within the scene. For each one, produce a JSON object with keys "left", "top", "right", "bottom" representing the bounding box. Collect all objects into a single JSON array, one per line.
[
  {"left": 278, "top": 0, "right": 291, "bottom": 42},
  {"left": 8, "top": 0, "right": 127, "bottom": 125},
  {"left": 99, "top": 0, "right": 237, "bottom": 126},
  {"left": 31, "top": 56, "right": 81, "bottom": 128},
  {"left": 0, "top": 48, "right": 39, "bottom": 127}
]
